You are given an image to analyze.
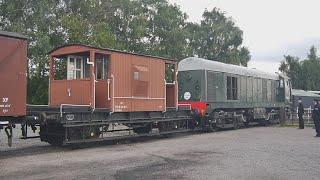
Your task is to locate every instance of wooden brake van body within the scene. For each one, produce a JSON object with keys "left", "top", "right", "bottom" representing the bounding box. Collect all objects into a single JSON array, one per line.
[
  {"left": 41, "top": 44, "right": 190, "bottom": 145},
  {"left": 49, "top": 44, "right": 178, "bottom": 112}
]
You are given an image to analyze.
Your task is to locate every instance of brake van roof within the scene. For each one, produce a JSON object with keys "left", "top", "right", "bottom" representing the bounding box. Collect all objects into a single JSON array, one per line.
[
  {"left": 49, "top": 44, "right": 175, "bottom": 62},
  {"left": 0, "top": 30, "right": 28, "bottom": 40},
  {"left": 178, "top": 57, "right": 279, "bottom": 80}
]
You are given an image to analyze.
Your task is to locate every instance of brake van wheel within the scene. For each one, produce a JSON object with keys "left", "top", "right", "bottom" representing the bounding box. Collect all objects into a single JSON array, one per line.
[
  {"left": 40, "top": 123, "right": 64, "bottom": 146},
  {"left": 47, "top": 137, "right": 63, "bottom": 146},
  {"left": 133, "top": 124, "right": 152, "bottom": 135}
]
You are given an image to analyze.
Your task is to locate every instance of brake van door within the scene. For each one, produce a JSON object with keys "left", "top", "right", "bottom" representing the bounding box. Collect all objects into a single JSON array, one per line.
[{"left": 95, "top": 54, "right": 111, "bottom": 109}]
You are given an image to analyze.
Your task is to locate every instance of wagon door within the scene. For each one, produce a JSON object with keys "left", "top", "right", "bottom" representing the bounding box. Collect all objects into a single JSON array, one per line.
[{"left": 95, "top": 54, "right": 111, "bottom": 109}]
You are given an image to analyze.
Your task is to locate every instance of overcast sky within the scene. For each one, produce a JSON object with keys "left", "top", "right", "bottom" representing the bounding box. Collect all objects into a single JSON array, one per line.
[{"left": 168, "top": 0, "right": 320, "bottom": 73}]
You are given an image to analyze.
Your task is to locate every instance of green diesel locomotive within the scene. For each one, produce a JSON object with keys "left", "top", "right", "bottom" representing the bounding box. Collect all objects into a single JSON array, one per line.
[{"left": 178, "top": 57, "right": 292, "bottom": 129}]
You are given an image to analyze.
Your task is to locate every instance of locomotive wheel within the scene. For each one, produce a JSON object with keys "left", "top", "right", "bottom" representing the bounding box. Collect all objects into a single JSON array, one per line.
[
  {"left": 188, "top": 119, "right": 197, "bottom": 130},
  {"left": 211, "top": 123, "right": 218, "bottom": 131},
  {"left": 233, "top": 119, "right": 239, "bottom": 130},
  {"left": 244, "top": 115, "right": 253, "bottom": 127},
  {"left": 244, "top": 121, "right": 249, "bottom": 127},
  {"left": 243, "top": 116, "right": 249, "bottom": 127},
  {"left": 264, "top": 119, "right": 271, "bottom": 126}
]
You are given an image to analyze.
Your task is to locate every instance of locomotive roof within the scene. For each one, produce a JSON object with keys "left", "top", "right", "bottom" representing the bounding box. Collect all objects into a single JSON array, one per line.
[
  {"left": 0, "top": 30, "right": 28, "bottom": 40},
  {"left": 178, "top": 57, "right": 279, "bottom": 80}
]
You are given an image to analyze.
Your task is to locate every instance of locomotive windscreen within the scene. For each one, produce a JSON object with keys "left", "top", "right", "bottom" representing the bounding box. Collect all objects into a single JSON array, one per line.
[{"left": 178, "top": 71, "right": 204, "bottom": 102}]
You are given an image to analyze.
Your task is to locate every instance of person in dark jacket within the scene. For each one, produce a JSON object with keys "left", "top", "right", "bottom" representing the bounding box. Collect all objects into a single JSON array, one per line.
[
  {"left": 297, "top": 98, "right": 304, "bottom": 129},
  {"left": 312, "top": 99, "right": 320, "bottom": 137}
]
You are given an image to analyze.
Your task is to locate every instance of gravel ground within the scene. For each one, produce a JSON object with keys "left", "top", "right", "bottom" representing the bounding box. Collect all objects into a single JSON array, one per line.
[{"left": 1, "top": 126, "right": 320, "bottom": 180}]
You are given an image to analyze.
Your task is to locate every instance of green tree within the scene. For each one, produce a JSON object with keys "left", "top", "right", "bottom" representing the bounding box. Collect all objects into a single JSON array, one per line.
[
  {"left": 301, "top": 47, "right": 320, "bottom": 90},
  {"left": 186, "top": 8, "right": 250, "bottom": 66},
  {"left": 279, "top": 55, "right": 303, "bottom": 89},
  {"left": 280, "top": 46, "right": 320, "bottom": 90},
  {"left": 0, "top": 0, "right": 251, "bottom": 104}
]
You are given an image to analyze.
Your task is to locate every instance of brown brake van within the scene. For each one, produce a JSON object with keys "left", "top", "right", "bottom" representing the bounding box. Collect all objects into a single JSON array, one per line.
[
  {"left": 0, "top": 31, "right": 28, "bottom": 118},
  {"left": 49, "top": 44, "right": 178, "bottom": 112}
]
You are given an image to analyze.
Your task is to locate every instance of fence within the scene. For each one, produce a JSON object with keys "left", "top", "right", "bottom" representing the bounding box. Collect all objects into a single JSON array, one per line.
[{"left": 291, "top": 106, "right": 314, "bottom": 125}]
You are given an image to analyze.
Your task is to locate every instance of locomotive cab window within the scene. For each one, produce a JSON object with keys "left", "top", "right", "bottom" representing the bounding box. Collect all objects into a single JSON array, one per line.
[
  {"left": 279, "top": 79, "right": 284, "bottom": 88},
  {"left": 227, "top": 76, "right": 238, "bottom": 100}
]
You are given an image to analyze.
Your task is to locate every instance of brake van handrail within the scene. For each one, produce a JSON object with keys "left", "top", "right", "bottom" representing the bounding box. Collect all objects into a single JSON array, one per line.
[
  {"left": 113, "top": 97, "right": 165, "bottom": 100},
  {"left": 111, "top": 74, "right": 115, "bottom": 113},
  {"left": 107, "top": 79, "right": 111, "bottom": 100},
  {"left": 177, "top": 104, "right": 192, "bottom": 110},
  {"left": 164, "top": 79, "right": 167, "bottom": 112}
]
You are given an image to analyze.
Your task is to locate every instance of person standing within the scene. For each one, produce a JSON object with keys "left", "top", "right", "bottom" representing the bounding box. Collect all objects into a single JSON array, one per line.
[
  {"left": 312, "top": 99, "right": 320, "bottom": 137},
  {"left": 297, "top": 98, "right": 304, "bottom": 129}
]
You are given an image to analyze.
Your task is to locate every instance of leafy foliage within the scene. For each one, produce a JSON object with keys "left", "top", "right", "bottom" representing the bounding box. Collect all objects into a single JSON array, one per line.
[
  {"left": 279, "top": 46, "right": 320, "bottom": 90},
  {"left": 0, "top": 0, "right": 250, "bottom": 104},
  {"left": 186, "top": 8, "right": 250, "bottom": 65}
]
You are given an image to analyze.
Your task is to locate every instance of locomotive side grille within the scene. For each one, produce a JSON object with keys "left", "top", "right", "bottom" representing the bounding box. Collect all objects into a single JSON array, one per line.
[
  {"left": 262, "top": 79, "right": 268, "bottom": 102},
  {"left": 240, "top": 76, "right": 247, "bottom": 102},
  {"left": 207, "top": 71, "right": 217, "bottom": 102},
  {"left": 247, "top": 77, "right": 253, "bottom": 102}
]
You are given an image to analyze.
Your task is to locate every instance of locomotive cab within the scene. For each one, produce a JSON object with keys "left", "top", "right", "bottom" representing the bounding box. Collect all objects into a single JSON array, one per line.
[
  {"left": 277, "top": 74, "right": 292, "bottom": 105},
  {"left": 178, "top": 70, "right": 208, "bottom": 117}
]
